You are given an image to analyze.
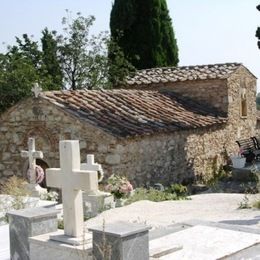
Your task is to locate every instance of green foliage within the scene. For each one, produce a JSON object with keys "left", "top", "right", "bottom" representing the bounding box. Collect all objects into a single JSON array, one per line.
[
  {"left": 56, "top": 11, "right": 134, "bottom": 90},
  {"left": 256, "top": 94, "right": 260, "bottom": 110},
  {"left": 166, "top": 183, "right": 188, "bottom": 197},
  {"left": 58, "top": 219, "right": 64, "bottom": 229},
  {"left": 0, "top": 50, "right": 40, "bottom": 113},
  {"left": 41, "top": 28, "right": 63, "bottom": 89},
  {"left": 0, "top": 11, "right": 134, "bottom": 113},
  {"left": 253, "top": 199, "right": 260, "bottom": 209},
  {"left": 0, "top": 33, "right": 61, "bottom": 113},
  {"left": 238, "top": 194, "right": 251, "bottom": 209},
  {"left": 125, "top": 188, "right": 177, "bottom": 204},
  {"left": 256, "top": 5, "right": 260, "bottom": 49},
  {"left": 40, "top": 190, "right": 59, "bottom": 201},
  {"left": 202, "top": 155, "right": 231, "bottom": 187},
  {"left": 0, "top": 176, "right": 29, "bottom": 223},
  {"left": 125, "top": 185, "right": 189, "bottom": 205},
  {"left": 110, "top": 0, "right": 179, "bottom": 69}
]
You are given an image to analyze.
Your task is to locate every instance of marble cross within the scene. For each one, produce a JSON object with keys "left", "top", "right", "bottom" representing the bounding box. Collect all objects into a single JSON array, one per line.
[
  {"left": 31, "top": 83, "right": 42, "bottom": 98},
  {"left": 81, "top": 154, "right": 104, "bottom": 182},
  {"left": 46, "top": 140, "right": 99, "bottom": 238},
  {"left": 21, "top": 138, "right": 43, "bottom": 184}
]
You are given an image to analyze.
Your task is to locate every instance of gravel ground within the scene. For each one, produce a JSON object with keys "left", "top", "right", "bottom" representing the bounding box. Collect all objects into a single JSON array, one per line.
[{"left": 85, "top": 193, "right": 260, "bottom": 230}]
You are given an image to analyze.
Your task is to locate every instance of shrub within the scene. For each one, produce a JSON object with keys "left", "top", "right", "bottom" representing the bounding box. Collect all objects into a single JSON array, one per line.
[
  {"left": 40, "top": 191, "right": 59, "bottom": 201},
  {"left": 253, "top": 200, "right": 260, "bottom": 209},
  {"left": 125, "top": 188, "right": 183, "bottom": 205},
  {"left": 0, "top": 176, "right": 29, "bottom": 223},
  {"left": 166, "top": 183, "right": 188, "bottom": 197}
]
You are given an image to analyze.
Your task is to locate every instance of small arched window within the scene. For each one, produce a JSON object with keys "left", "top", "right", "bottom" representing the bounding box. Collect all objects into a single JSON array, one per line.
[{"left": 240, "top": 87, "right": 247, "bottom": 117}]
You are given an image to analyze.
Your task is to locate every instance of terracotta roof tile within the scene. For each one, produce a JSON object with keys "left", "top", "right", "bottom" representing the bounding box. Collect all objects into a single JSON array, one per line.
[
  {"left": 41, "top": 89, "right": 227, "bottom": 137},
  {"left": 125, "top": 63, "right": 242, "bottom": 86}
]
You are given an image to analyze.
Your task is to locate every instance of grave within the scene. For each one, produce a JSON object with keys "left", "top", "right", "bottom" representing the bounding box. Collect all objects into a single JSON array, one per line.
[
  {"left": 81, "top": 154, "right": 114, "bottom": 218},
  {"left": 21, "top": 137, "right": 47, "bottom": 197},
  {"left": 0, "top": 194, "right": 56, "bottom": 225},
  {"left": 149, "top": 221, "right": 260, "bottom": 259},
  {"left": 8, "top": 140, "right": 260, "bottom": 259},
  {"left": 45, "top": 140, "right": 99, "bottom": 244}
]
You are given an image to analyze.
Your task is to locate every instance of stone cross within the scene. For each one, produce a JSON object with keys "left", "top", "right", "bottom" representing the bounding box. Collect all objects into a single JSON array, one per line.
[
  {"left": 46, "top": 140, "right": 99, "bottom": 238},
  {"left": 81, "top": 154, "right": 104, "bottom": 182},
  {"left": 31, "top": 83, "right": 42, "bottom": 98},
  {"left": 21, "top": 138, "right": 43, "bottom": 184}
]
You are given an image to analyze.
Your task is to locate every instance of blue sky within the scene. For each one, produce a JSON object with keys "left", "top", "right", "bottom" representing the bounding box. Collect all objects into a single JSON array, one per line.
[{"left": 1, "top": 0, "right": 260, "bottom": 90}]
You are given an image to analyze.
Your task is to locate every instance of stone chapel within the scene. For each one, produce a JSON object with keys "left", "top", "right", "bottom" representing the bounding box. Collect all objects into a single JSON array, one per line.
[{"left": 0, "top": 62, "right": 257, "bottom": 187}]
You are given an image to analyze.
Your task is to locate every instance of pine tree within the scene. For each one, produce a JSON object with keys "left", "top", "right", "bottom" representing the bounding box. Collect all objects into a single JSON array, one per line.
[{"left": 110, "top": 0, "right": 179, "bottom": 69}]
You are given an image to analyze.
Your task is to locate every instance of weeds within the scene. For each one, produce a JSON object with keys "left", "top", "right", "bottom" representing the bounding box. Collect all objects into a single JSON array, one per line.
[
  {"left": 0, "top": 176, "right": 29, "bottom": 223},
  {"left": 238, "top": 194, "right": 251, "bottom": 209},
  {"left": 125, "top": 185, "right": 189, "bottom": 205}
]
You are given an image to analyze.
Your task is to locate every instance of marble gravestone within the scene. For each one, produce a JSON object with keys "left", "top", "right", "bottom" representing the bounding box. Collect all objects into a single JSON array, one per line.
[
  {"left": 28, "top": 140, "right": 151, "bottom": 260},
  {"left": 31, "top": 82, "right": 42, "bottom": 98},
  {"left": 21, "top": 137, "right": 47, "bottom": 197},
  {"left": 46, "top": 140, "right": 99, "bottom": 244},
  {"left": 81, "top": 154, "right": 114, "bottom": 217}
]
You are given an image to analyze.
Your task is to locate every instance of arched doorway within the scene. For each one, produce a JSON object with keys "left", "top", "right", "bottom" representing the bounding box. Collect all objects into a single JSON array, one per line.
[
  {"left": 36, "top": 159, "right": 49, "bottom": 188},
  {"left": 23, "top": 159, "right": 49, "bottom": 188}
]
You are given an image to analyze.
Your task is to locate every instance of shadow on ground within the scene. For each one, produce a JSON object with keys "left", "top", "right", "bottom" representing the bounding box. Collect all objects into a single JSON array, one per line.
[{"left": 219, "top": 216, "right": 260, "bottom": 226}]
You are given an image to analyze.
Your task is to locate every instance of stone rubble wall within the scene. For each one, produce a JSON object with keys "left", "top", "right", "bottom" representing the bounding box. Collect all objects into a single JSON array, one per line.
[
  {"left": 0, "top": 67, "right": 257, "bottom": 187},
  {"left": 132, "top": 79, "right": 228, "bottom": 113},
  {"left": 0, "top": 98, "right": 118, "bottom": 186}
]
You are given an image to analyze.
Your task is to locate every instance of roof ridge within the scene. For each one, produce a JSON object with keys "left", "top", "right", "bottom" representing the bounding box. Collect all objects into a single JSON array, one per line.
[{"left": 135, "top": 62, "right": 242, "bottom": 72}]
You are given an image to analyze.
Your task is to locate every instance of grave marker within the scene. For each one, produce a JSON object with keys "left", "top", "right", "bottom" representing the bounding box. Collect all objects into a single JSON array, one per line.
[
  {"left": 81, "top": 154, "right": 114, "bottom": 217},
  {"left": 21, "top": 138, "right": 46, "bottom": 196},
  {"left": 21, "top": 138, "right": 43, "bottom": 184},
  {"left": 31, "top": 83, "right": 42, "bottom": 98},
  {"left": 46, "top": 140, "right": 99, "bottom": 242}
]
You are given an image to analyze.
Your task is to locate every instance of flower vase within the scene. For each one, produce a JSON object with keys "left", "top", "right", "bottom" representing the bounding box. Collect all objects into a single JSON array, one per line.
[{"left": 230, "top": 156, "right": 246, "bottom": 168}]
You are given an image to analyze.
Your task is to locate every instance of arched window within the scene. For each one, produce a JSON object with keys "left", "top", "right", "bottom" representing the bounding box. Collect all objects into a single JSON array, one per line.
[{"left": 240, "top": 87, "right": 247, "bottom": 117}]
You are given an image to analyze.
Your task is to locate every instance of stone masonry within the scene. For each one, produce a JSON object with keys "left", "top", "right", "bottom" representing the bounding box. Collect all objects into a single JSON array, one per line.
[{"left": 0, "top": 63, "right": 257, "bottom": 187}]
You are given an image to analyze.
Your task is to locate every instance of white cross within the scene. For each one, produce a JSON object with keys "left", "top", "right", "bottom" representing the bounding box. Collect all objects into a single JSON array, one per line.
[
  {"left": 46, "top": 140, "right": 99, "bottom": 238},
  {"left": 81, "top": 154, "right": 104, "bottom": 183},
  {"left": 31, "top": 83, "right": 42, "bottom": 98},
  {"left": 21, "top": 138, "right": 43, "bottom": 184}
]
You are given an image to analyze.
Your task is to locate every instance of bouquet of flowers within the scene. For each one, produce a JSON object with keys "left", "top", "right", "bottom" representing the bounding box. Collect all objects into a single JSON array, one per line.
[{"left": 106, "top": 174, "right": 133, "bottom": 199}]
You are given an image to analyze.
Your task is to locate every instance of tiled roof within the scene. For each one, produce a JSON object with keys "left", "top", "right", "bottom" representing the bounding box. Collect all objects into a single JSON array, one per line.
[
  {"left": 41, "top": 90, "right": 227, "bottom": 137},
  {"left": 126, "top": 63, "right": 242, "bottom": 86}
]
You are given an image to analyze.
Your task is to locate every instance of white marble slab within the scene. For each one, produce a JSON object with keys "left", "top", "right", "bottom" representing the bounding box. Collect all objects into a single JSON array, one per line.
[
  {"left": 0, "top": 225, "right": 9, "bottom": 260},
  {"left": 149, "top": 225, "right": 260, "bottom": 260}
]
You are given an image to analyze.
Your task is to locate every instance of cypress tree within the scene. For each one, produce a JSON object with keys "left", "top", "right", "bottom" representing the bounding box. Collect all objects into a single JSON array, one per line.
[
  {"left": 256, "top": 5, "right": 260, "bottom": 49},
  {"left": 41, "top": 28, "right": 63, "bottom": 89},
  {"left": 110, "top": 0, "right": 179, "bottom": 69}
]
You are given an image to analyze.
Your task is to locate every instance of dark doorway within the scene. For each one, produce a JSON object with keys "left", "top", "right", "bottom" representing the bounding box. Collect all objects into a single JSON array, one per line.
[{"left": 35, "top": 159, "right": 49, "bottom": 188}]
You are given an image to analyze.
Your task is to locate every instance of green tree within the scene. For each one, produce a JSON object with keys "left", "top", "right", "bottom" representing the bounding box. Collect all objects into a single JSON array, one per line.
[
  {"left": 256, "top": 93, "right": 260, "bottom": 110},
  {"left": 56, "top": 11, "right": 134, "bottom": 90},
  {"left": 110, "top": 0, "right": 179, "bottom": 69},
  {"left": 256, "top": 5, "right": 260, "bottom": 49},
  {"left": 0, "top": 11, "right": 134, "bottom": 113},
  {"left": 0, "top": 34, "right": 59, "bottom": 113},
  {"left": 0, "top": 50, "right": 39, "bottom": 113},
  {"left": 41, "top": 28, "right": 63, "bottom": 89}
]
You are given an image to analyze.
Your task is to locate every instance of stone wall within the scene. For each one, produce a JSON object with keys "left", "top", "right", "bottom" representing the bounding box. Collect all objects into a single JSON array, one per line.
[
  {"left": 132, "top": 79, "right": 228, "bottom": 113},
  {"left": 226, "top": 66, "right": 257, "bottom": 144},
  {"left": 0, "top": 67, "right": 257, "bottom": 187},
  {"left": 0, "top": 97, "right": 228, "bottom": 187},
  {"left": 109, "top": 125, "right": 229, "bottom": 186},
  {"left": 0, "top": 98, "right": 118, "bottom": 186},
  {"left": 0, "top": 97, "right": 227, "bottom": 187}
]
